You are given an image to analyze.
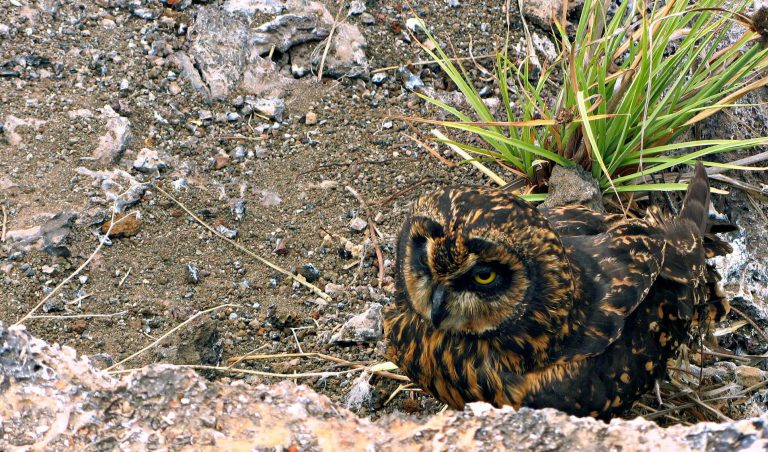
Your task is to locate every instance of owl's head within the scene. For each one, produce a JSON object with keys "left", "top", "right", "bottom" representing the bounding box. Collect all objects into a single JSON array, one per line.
[{"left": 396, "top": 186, "right": 574, "bottom": 336}]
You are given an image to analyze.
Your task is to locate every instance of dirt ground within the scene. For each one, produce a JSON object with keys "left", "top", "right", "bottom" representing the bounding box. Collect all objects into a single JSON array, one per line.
[{"left": 2, "top": 0, "right": 768, "bottom": 422}]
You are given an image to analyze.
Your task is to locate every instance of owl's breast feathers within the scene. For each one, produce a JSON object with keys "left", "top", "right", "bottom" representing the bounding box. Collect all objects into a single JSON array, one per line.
[{"left": 384, "top": 163, "right": 731, "bottom": 418}]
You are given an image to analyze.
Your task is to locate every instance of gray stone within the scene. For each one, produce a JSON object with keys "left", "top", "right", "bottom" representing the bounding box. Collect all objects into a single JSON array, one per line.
[
  {"left": 348, "top": 217, "right": 368, "bottom": 232},
  {"left": 541, "top": 165, "right": 604, "bottom": 212},
  {"left": 250, "top": 97, "right": 285, "bottom": 122},
  {"left": 3, "top": 325, "right": 768, "bottom": 449},
  {"left": 94, "top": 106, "right": 131, "bottom": 164},
  {"left": 330, "top": 303, "right": 383, "bottom": 344},
  {"left": 522, "top": 0, "right": 584, "bottom": 29},
  {"left": 311, "top": 23, "right": 368, "bottom": 78},
  {"left": 251, "top": 13, "right": 330, "bottom": 56},
  {"left": 132, "top": 148, "right": 167, "bottom": 174}
]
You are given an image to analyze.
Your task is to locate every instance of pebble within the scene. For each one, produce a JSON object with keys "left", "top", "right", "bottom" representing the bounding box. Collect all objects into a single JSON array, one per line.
[
  {"left": 42, "top": 298, "right": 65, "bottom": 313},
  {"left": 348, "top": 217, "right": 368, "bottom": 232},
  {"left": 232, "top": 199, "right": 247, "bottom": 221},
  {"left": 299, "top": 264, "right": 321, "bottom": 283},
  {"left": 371, "top": 73, "right": 387, "bottom": 85},
  {"left": 305, "top": 111, "right": 318, "bottom": 125},
  {"left": 360, "top": 13, "right": 376, "bottom": 25},
  {"left": 186, "top": 264, "right": 200, "bottom": 284},
  {"left": 214, "top": 151, "right": 231, "bottom": 170},
  {"left": 41, "top": 265, "right": 56, "bottom": 275},
  {"left": 349, "top": 1, "right": 366, "bottom": 15},
  {"left": 216, "top": 224, "right": 238, "bottom": 239},
  {"left": 102, "top": 211, "right": 142, "bottom": 238},
  {"left": 273, "top": 238, "right": 289, "bottom": 255},
  {"left": 133, "top": 148, "right": 167, "bottom": 173},
  {"left": 330, "top": 303, "right": 383, "bottom": 344}
]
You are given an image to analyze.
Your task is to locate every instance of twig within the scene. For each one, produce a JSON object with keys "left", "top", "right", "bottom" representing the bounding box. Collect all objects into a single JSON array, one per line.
[
  {"left": 152, "top": 183, "right": 331, "bottom": 302},
  {"left": 227, "top": 352, "right": 410, "bottom": 382},
  {"left": 1, "top": 204, "right": 7, "bottom": 242},
  {"left": 13, "top": 197, "right": 139, "bottom": 326},
  {"left": 317, "top": 0, "right": 346, "bottom": 80},
  {"left": 375, "top": 178, "right": 441, "bottom": 207},
  {"left": 730, "top": 306, "right": 768, "bottom": 344},
  {"left": 118, "top": 268, "right": 131, "bottom": 287},
  {"left": 29, "top": 311, "right": 128, "bottom": 320},
  {"left": 345, "top": 186, "right": 385, "bottom": 288},
  {"left": 110, "top": 364, "right": 367, "bottom": 379},
  {"left": 684, "top": 393, "right": 733, "bottom": 422},
  {"left": 106, "top": 303, "right": 239, "bottom": 371}
]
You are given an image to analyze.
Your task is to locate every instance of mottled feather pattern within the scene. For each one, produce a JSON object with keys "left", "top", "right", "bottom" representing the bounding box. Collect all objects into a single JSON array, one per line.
[{"left": 384, "top": 162, "right": 731, "bottom": 419}]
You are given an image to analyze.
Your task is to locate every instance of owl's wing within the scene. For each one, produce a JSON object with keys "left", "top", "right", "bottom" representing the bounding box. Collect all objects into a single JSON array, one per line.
[
  {"left": 539, "top": 206, "right": 625, "bottom": 237},
  {"left": 555, "top": 221, "right": 669, "bottom": 361}
]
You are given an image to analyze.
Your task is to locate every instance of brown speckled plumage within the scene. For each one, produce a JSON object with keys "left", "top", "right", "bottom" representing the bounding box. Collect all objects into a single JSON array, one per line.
[{"left": 384, "top": 163, "right": 731, "bottom": 419}]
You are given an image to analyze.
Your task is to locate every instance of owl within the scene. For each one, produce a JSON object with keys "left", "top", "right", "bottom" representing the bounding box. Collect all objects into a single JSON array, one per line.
[{"left": 383, "top": 163, "right": 731, "bottom": 419}]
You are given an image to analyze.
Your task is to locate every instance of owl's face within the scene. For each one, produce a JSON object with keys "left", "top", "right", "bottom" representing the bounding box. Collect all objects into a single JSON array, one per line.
[{"left": 396, "top": 187, "right": 573, "bottom": 336}]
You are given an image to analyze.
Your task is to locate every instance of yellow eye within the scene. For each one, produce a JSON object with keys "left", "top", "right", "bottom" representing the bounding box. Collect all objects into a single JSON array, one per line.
[{"left": 473, "top": 271, "right": 497, "bottom": 285}]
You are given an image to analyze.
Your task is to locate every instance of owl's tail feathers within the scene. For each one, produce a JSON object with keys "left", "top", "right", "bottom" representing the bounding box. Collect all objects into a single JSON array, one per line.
[{"left": 679, "top": 161, "right": 711, "bottom": 234}]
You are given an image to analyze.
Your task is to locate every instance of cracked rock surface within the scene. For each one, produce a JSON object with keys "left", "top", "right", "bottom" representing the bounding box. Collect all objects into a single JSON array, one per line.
[{"left": 1, "top": 325, "right": 768, "bottom": 451}]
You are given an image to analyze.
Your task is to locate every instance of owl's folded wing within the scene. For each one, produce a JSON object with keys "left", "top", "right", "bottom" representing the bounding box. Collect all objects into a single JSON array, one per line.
[{"left": 554, "top": 222, "right": 669, "bottom": 361}]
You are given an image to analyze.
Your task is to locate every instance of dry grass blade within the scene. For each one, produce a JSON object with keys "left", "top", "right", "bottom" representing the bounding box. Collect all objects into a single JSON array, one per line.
[
  {"left": 730, "top": 306, "right": 768, "bottom": 343},
  {"left": 106, "top": 303, "right": 240, "bottom": 371},
  {"left": 152, "top": 183, "right": 331, "bottom": 302},
  {"left": 345, "top": 186, "right": 385, "bottom": 289},
  {"left": 227, "top": 352, "right": 410, "bottom": 382},
  {"left": 110, "top": 364, "right": 367, "bottom": 379},
  {"left": 29, "top": 311, "right": 129, "bottom": 320},
  {"left": 432, "top": 129, "right": 507, "bottom": 185},
  {"left": 1, "top": 204, "right": 7, "bottom": 242}
]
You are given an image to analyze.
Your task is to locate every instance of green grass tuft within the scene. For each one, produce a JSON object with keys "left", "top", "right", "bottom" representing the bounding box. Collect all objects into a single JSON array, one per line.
[{"left": 404, "top": 0, "right": 768, "bottom": 200}]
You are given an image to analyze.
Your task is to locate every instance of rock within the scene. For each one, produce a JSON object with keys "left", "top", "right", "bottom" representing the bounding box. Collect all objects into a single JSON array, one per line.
[
  {"left": 42, "top": 297, "right": 65, "bottom": 313},
  {"left": 7, "top": 212, "right": 77, "bottom": 257},
  {"left": 216, "top": 224, "right": 238, "bottom": 239},
  {"left": 214, "top": 150, "right": 231, "bottom": 170},
  {"left": 94, "top": 105, "right": 131, "bottom": 164},
  {"left": 2, "top": 115, "right": 47, "bottom": 147},
  {"left": 3, "top": 325, "right": 768, "bottom": 449},
  {"left": 249, "top": 97, "right": 285, "bottom": 122},
  {"left": 312, "top": 23, "right": 368, "bottom": 78},
  {"left": 305, "top": 111, "right": 318, "bottom": 125},
  {"left": 371, "top": 72, "right": 387, "bottom": 85},
  {"left": 232, "top": 199, "right": 247, "bottom": 221},
  {"left": 541, "top": 165, "right": 604, "bottom": 212},
  {"left": 299, "top": 263, "right": 321, "bottom": 282},
  {"left": 400, "top": 68, "right": 424, "bottom": 91},
  {"left": 349, "top": 1, "right": 365, "bottom": 15},
  {"left": 251, "top": 13, "right": 330, "bottom": 56},
  {"left": 522, "top": 0, "right": 584, "bottom": 29},
  {"left": 259, "top": 190, "right": 282, "bottom": 206},
  {"left": 153, "top": 321, "right": 223, "bottom": 373},
  {"left": 132, "top": 148, "right": 167, "bottom": 174},
  {"left": 273, "top": 237, "right": 289, "bottom": 255},
  {"left": 348, "top": 217, "right": 368, "bottom": 232},
  {"left": 101, "top": 211, "right": 142, "bottom": 238},
  {"left": 223, "top": 0, "right": 286, "bottom": 15},
  {"left": 168, "top": 51, "right": 207, "bottom": 94},
  {"left": 186, "top": 263, "right": 201, "bottom": 284},
  {"left": 74, "top": 167, "right": 148, "bottom": 213},
  {"left": 330, "top": 303, "right": 383, "bottom": 344}
]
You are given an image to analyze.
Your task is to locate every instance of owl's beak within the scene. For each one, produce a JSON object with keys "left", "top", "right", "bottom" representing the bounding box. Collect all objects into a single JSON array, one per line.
[{"left": 431, "top": 283, "right": 448, "bottom": 328}]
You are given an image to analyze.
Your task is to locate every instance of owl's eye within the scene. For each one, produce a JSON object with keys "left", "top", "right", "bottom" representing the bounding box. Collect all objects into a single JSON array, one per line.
[{"left": 473, "top": 270, "right": 497, "bottom": 285}]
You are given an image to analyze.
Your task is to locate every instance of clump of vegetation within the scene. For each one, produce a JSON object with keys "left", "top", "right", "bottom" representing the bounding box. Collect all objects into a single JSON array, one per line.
[{"left": 405, "top": 0, "right": 768, "bottom": 200}]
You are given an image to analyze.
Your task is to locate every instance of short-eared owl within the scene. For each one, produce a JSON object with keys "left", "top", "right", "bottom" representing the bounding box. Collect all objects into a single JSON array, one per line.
[{"left": 384, "top": 162, "right": 730, "bottom": 419}]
